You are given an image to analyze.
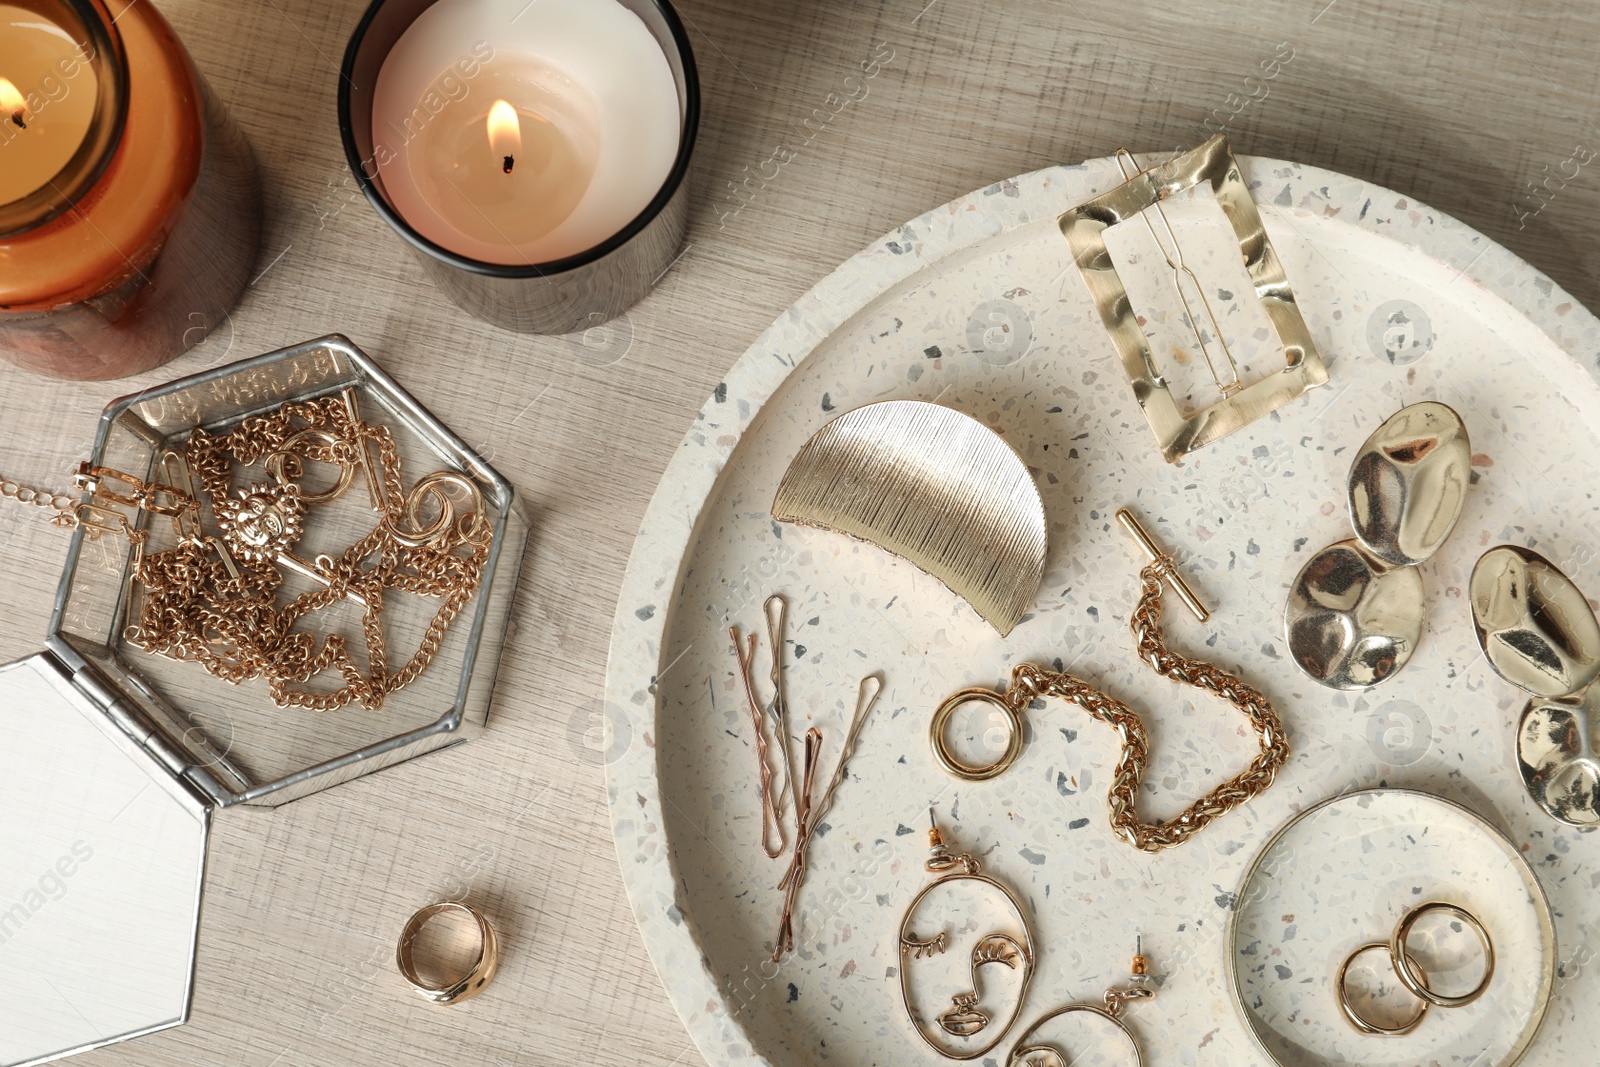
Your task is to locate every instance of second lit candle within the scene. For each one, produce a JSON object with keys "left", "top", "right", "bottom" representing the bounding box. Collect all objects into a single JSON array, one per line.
[{"left": 371, "top": 0, "right": 680, "bottom": 266}]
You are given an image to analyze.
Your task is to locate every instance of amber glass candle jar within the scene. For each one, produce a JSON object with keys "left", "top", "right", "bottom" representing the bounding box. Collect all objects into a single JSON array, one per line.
[{"left": 0, "top": 0, "right": 261, "bottom": 380}]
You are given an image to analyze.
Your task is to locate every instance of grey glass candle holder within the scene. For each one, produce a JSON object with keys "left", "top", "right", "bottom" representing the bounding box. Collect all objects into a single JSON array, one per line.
[{"left": 337, "top": 0, "right": 699, "bottom": 335}]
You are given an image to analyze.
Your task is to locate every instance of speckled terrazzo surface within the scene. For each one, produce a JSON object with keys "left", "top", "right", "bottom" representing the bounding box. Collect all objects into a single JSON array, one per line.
[{"left": 603, "top": 154, "right": 1600, "bottom": 1067}]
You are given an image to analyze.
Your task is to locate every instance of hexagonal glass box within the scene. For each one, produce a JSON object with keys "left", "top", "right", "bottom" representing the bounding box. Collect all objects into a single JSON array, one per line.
[{"left": 0, "top": 335, "right": 529, "bottom": 1066}]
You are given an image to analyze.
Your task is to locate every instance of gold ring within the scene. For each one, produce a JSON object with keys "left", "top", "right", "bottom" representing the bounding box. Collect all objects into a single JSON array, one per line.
[
  {"left": 1390, "top": 901, "right": 1494, "bottom": 1008},
  {"left": 396, "top": 901, "right": 499, "bottom": 1006},
  {"left": 1337, "top": 941, "right": 1431, "bottom": 1036},
  {"left": 930, "top": 687, "right": 1024, "bottom": 781},
  {"left": 390, "top": 471, "right": 486, "bottom": 548}
]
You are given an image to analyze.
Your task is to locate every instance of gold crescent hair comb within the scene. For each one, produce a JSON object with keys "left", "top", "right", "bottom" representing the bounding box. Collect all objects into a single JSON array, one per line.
[{"left": 772, "top": 400, "right": 1047, "bottom": 636}]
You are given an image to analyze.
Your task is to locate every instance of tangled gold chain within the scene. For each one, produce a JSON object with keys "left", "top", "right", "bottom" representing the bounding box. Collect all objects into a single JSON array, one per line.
[
  {"left": 135, "top": 398, "right": 488, "bottom": 711},
  {"left": 1001, "top": 558, "right": 1288, "bottom": 853},
  {"left": 1, "top": 394, "right": 490, "bottom": 713}
]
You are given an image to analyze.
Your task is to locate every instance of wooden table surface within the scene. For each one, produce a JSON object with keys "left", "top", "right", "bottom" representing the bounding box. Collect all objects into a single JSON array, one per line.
[{"left": 4, "top": 0, "right": 1599, "bottom": 1064}]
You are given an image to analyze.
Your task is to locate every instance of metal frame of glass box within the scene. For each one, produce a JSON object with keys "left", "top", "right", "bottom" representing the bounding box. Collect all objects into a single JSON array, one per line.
[{"left": 52, "top": 333, "right": 530, "bottom": 807}]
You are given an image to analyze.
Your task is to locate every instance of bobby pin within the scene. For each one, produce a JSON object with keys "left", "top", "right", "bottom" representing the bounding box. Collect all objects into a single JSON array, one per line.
[
  {"left": 773, "top": 727, "right": 823, "bottom": 962},
  {"left": 731, "top": 625, "right": 787, "bottom": 859}
]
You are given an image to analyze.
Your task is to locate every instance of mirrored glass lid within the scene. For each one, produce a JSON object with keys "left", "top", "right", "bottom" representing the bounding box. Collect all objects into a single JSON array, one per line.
[{"left": 0, "top": 654, "right": 210, "bottom": 1067}]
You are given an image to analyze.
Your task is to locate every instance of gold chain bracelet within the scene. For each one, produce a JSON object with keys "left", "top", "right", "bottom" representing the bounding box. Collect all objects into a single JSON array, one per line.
[{"left": 931, "top": 512, "right": 1290, "bottom": 853}]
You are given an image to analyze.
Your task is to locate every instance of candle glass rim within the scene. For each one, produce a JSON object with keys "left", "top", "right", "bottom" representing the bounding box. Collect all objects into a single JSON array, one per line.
[
  {"left": 337, "top": 0, "right": 700, "bottom": 280},
  {"left": 0, "top": 0, "right": 128, "bottom": 239}
]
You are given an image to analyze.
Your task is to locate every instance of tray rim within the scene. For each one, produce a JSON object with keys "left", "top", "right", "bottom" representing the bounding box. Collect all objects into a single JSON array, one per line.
[{"left": 602, "top": 151, "right": 1600, "bottom": 1067}]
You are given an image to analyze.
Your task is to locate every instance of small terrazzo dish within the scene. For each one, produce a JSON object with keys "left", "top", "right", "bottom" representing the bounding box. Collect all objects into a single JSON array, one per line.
[
  {"left": 604, "top": 153, "right": 1600, "bottom": 1066},
  {"left": 1228, "top": 788, "right": 1555, "bottom": 1067}
]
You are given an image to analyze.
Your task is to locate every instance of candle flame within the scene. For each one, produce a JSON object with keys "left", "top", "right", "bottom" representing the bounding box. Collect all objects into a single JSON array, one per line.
[
  {"left": 0, "top": 78, "right": 25, "bottom": 129},
  {"left": 488, "top": 100, "right": 520, "bottom": 166}
]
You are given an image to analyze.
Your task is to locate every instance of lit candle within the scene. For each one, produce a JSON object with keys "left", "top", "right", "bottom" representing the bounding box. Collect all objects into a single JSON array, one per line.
[
  {"left": 370, "top": 0, "right": 681, "bottom": 266},
  {"left": 0, "top": 2, "right": 99, "bottom": 205}
]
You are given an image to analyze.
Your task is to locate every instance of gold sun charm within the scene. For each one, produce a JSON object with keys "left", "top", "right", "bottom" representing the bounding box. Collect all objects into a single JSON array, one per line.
[{"left": 216, "top": 482, "right": 305, "bottom": 564}]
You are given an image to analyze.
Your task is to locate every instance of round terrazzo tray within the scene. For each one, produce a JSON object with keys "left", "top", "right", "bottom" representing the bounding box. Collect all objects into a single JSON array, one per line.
[{"left": 603, "top": 153, "right": 1600, "bottom": 1067}]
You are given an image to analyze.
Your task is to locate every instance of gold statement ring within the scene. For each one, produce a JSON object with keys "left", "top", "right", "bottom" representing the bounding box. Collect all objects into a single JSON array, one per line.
[{"left": 396, "top": 901, "right": 499, "bottom": 1006}]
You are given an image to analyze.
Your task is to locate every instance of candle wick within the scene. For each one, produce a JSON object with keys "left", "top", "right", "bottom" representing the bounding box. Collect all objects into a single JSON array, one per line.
[
  {"left": 9, "top": 109, "right": 23, "bottom": 131},
  {"left": 502, "top": 155, "right": 515, "bottom": 175}
]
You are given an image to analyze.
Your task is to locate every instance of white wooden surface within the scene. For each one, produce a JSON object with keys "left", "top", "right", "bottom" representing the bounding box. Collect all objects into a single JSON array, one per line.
[{"left": 2, "top": 1, "right": 1598, "bottom": 1064}]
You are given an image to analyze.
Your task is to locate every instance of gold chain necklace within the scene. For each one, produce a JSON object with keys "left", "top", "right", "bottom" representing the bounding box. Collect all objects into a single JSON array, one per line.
[
  {"left": 1017, "top": 562, "right": 1287, "bottom": 852},
  {"left": 0, "top": 390, "right": 489, "bottom": 712}
]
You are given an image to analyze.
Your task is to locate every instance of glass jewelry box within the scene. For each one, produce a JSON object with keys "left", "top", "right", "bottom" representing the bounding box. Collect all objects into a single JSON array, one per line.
[{"left": 0, "top": 335, "right": 530, "bottom": 1066}]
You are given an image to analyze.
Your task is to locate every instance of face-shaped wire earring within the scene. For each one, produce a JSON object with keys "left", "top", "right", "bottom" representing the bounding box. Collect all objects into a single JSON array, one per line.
[
  {"left": 1007, "top": 944, "right": 1157, "bottom": 1067},
  {"left": 899, "top": 809, "right": 1036, "bottom": 1060}
]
